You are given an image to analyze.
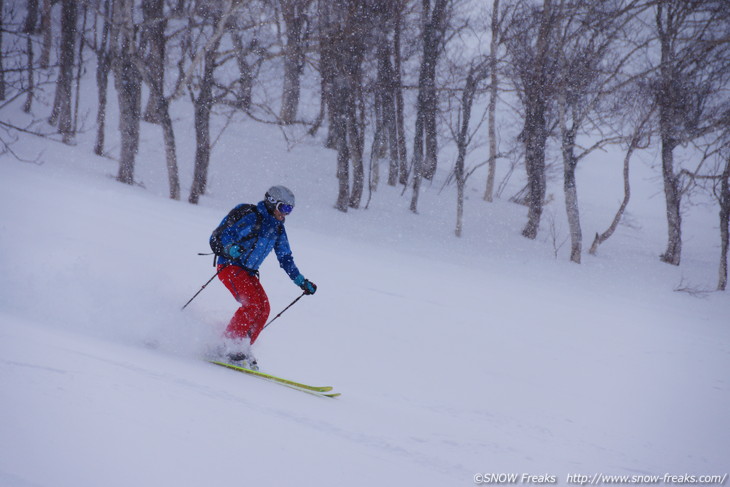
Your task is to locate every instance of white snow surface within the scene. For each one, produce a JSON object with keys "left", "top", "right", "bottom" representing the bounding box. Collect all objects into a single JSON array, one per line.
[{"left": 1, "top": 104, "right": 729, "bottom": 487}]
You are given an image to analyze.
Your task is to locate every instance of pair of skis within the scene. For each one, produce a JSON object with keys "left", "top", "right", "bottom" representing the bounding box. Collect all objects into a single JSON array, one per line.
[{"left": 211, "top": 360, "right": 340, "bottom": 398}]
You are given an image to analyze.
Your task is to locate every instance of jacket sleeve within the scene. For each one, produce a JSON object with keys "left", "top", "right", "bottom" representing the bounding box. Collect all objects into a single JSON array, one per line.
[{"left": 274, "top": 227, "right": 301, "bottom": 280}]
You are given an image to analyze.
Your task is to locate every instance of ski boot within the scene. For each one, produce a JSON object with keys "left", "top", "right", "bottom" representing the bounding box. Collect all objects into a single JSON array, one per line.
[{"left": 227, "top": 352, "right": 259, "bottom": 371}]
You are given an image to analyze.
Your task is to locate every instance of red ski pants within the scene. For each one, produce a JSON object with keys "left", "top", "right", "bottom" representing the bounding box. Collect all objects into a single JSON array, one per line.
[{"left": 217, "top": 265, "right": 270, "bottom": 344}]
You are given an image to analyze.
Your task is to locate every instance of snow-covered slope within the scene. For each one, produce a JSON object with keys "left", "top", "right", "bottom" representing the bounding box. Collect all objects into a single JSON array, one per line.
[{"left": 1, "top": 109, "right": 729, "bottom": 486}]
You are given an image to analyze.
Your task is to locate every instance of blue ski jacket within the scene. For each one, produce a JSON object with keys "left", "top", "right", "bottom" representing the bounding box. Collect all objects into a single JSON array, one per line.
[{"left": 215, "top": 201, "right": 301, "bottom": 280}]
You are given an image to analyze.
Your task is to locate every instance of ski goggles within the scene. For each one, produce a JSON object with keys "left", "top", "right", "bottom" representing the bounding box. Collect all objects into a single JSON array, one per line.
[{"left": 276, "top": 202, "right": 294, "bottom": 215}]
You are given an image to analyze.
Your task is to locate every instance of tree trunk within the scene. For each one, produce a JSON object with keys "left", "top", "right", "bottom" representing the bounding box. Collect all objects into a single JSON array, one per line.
[
  {"left": 321, "top": 0, "right": 365, "bottom": 211},
  {"left": 72, "top": 4, "right": 87, "bottom": 134},
  {"left": 410, "top": 99, "right": 425, "bottom": 213},
  {"left": 375, "top": 40, "right": 398, "bottom": 187},
  {"left": 112, "top": 0, "right": 142, "bottom": 185},
  {"left": 94, "top": 54, "right": 111, "bottom": 155},
  {"left": 393, "top": 3, "right": 408, "bottom": 185},
  {"left": 23, "top": 0, "right": 40, "bottom": 34},
  {"left": 189, "top": 47, "right": 217, "bottom": 204},
  {"left": 455, "top": 152, "right": 465, "bottom": 237},
  {"left": 347, "top": 72, "right": 365, "bottom": 209},
  {"left": 135, "top": 0, "right": 179, "bottom": 200},
  {"left": 346, "top": 26, "right": 365, "bottom": 209},
  {"left": 280, "top": 0, "right": 309, "bottom": 125},
  {"left": 49, "top": 0, "right": 77, "bottom": 144},
  {"left": 231, "top": 32, "right": 255, "bottom": 110},
  {"left": 0, "top": 0, "right": 5, "bottom": 101},
  {"left": 142, "top": 0, "right": 166, "bottom": 124},
  {"left": 347, "top": 108, "right": 364, "bottom": 209},
  {"left": 114, "top": 65, "right": 142, "bottom": 185},
  {"left": 589, "top": 136, "right": 635, "bottom": 255},
  {"left": 423, "top": 90, "right": 438, "bottom": 180},
  {"left": 562, "top": 149, "right": 581, "bottom": 263},
  {"left": 589, "top": 108, "right": 653, "bottom": 255},
  {"left": 658, "top": 131, "right": 682, "bottom": 265},
  {"left": 159, "top": 97, "right": 180, "bottom": 200},
  {"left": 371, "top": 75, "right": 384, "bottom": 191},
  {"left": 557, "top": 96, "right": 582, "bottom": 263},
  {"left": 308, "top": 61, "right": 327, "bottom": 137},
  {"left": 114, "top": 61, "right": 142, "bottom": 184},
  {"left": 23, "top": 36, "right": 34, "bottom": 112},
  {"left": 483, "top": 0, "right": 500, "bottom": 202},
  {"left": 24, "top": 0, "right": 41, "bottom": 109},
  {"left": 521, "top": 107, "right": 548, "bottom": 239},
  {"left": 280, "top": 48, "right": 303, "bottom": 124},
  {"left": 411, "top": 0, "right": 448, "bottom": 210},
  {"left": 39, "top": 0, "right": 52, "bottom": 69},
  {"left": 317, "top": 0, "right": 337, "bottom": 148},
  {"left": 419, "top": 0, "right": 448, "bottom": 182},
  {"left": 93, "top": 0, "right": 112, "bottom": 156},
  {"left": 719, "top": 157, "right": 729, "bottom": 291},
  {"left": 519, "top": 0, "right": 554, "bottom": 240},
  {"left": 332, "top": 76, "right": 350, "bottom": 212},
  {"left": 370, "top": 96, "right": 383, "bottom": 191},
  {"left": 454, "top": 69, "right": 480, "bottom": 237},
  {"left": 335, "top": 141, "right": 350, "bottom": 212},
  {"left": 656, "top": 2, "right": 682, "bottom": 266}
]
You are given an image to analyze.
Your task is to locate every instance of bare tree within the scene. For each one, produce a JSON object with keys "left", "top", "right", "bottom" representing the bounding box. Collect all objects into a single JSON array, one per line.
[
  {"left": 279, "top": 0, "right": 313, "bottom": 125},
  {"left": 452, "top": 58, "right": 489, "bottom": 237},
  {"left": 140, "top": 0, "right": 166, "bottom": 124},
  {"left": 186, "top": 0, "right": 268, "bottom": 204},
  {"left": 38, "top": 0, "right": 52, "bottom": 69},
  {"left": 72, "top": 4, "right": 88, "bottom": 135},
  {"left": 19, "top": 0, "right": 39, "bottom": 110},
  {"left": 483, "top": 0, "right": 501, "bottom": 202},
  {"left": 320, "top": 0, "right": 368, "bottom": 211},
  {"left": 111, "top": 0, "right": 142, "bottom": 185},
  {"left": 503, "top": 0, "right": 559, "bottom": 239},
  {"left": 307, "top": 0, "right": 330, "bottom": 140},
  {"left": 48, "top": 0, "right": 77, "bottom": 144},
  {"left": 370, "top": 0, "right": 402, "bottom": 189},
  {"left": 23, "top": 0, "right": 40, "bottom": 34},
  {"left": 0, "top": 1, "right": 53, "bottom": 118},
  {"left": 90, "top": 0, "right": 113, "bottom": 156},
  {"left": 133, "top": 0, "right": 181, "bottom": 200},
  {"left": 393, "top": 0, "right": 408, "bottom": 186},
  {"left": 0, "top": 0, "right": 5, "bottom": 102},
  {"left": 589, "top": 98, "right": 654, "bottom": 256},
  {"left": 652, "top": 0, "right": 730, "bottom": 265},
  {"left": 719, "top": 153, "right": 730, "bottom": 291},
  {"left": 410, "top": 0, "right": 451, "bottom": 213},
  {"left": 230, "top": 29, "right": 266, "bottom": 112},
  {"left": 188, "top": 7, "right": 226, "bottom": 205},
  {"left": 23, "top": 2, "right": 36, "bottom": 112},
  {"left": 553, "top": 0, "right": 649, "bottom": 263}
]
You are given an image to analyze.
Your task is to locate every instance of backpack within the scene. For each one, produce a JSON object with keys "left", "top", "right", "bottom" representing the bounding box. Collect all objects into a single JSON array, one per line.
[{"left": 209, "top": 204, "right": 262, "bottom": 257}]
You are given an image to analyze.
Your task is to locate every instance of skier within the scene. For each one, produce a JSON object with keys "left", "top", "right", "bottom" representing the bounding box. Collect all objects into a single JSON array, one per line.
[{"left": 211, "top": 185, "right": 317, "bottom": 370}]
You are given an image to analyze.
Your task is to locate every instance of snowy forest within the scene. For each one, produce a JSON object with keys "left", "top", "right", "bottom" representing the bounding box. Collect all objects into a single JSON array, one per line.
[
  {"left": 2, "top": 2, "right": 730, "bottom": 483},
  {"left": 1, "top": 0, "right": 729, "bottom": 286}
]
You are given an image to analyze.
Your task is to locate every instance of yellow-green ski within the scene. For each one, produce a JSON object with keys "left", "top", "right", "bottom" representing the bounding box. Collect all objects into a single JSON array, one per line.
[{"left": 211, "top": 361, "right": 340, "bottom": 398}]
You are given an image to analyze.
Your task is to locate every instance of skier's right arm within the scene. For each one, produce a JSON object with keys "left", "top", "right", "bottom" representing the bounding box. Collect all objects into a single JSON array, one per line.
[
  {"left": 220, "top": 213, "right": 258, "bottom": 259},
  {"left": 225, "top": 244, "right": 243, "bottom": 259}
]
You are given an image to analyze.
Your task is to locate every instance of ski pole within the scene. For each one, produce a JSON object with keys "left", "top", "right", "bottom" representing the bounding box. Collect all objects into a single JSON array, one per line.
[
  {"left": 181, "top": 265, "right": 227, "bottom": 311},
  {"left": 263, "top": 291, "right": 306, "bottom": 330}
]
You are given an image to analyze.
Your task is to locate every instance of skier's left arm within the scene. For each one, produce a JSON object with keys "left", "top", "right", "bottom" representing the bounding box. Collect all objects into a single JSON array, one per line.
[{"left": 275, "top": 228, "right": 317, "bottom": 295}]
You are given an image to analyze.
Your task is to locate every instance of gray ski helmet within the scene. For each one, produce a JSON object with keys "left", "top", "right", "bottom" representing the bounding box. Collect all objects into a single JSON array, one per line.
[{"left": 265, "top": 185, "right": 295, "bottom": 214}]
